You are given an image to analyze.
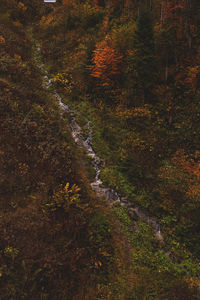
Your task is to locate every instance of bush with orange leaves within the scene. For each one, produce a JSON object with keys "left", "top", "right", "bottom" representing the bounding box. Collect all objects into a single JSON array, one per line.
[
  {"left": 89, "top": 40, "right": 123, "bottom": 87},
  {"left": 156, "top": 149, "right": 200, "bottom": 216}
]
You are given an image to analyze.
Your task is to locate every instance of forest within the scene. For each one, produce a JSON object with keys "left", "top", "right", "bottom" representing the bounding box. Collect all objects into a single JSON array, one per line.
[{"left": 0, "top": 0, "right": 200, "bottom": 299}]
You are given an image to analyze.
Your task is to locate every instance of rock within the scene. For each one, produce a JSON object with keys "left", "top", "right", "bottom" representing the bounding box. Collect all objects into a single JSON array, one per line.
[
  {"left": 120, "top": 202, "right": 128, "bottom": 208},
  {"left": 128, "top": 208, "right": 139, "bottom": 221},
  {"left": 121, "top": 197, "right": 128, "bottom": 203},
  {"left": 109, "top": 200, "right": 121, "bottom": 207},
  {"left": 155, "top": 231, "right": 164, "bottom": 243}
]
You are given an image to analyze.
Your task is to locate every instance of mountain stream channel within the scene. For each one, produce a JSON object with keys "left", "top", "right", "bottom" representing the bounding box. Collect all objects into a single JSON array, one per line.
[{"left": 36, "top": 43, "right": 163, "bottom": 243}]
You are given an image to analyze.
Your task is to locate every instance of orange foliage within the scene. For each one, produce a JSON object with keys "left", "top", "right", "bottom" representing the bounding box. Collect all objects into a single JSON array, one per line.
[
  {"left": 162, "top": 0, "right": 185, "bottom": 22},
  {"left": 12, "top": 21, "right": 22, "bottom": 28},
  {"left": 116, "top": 105, "right": 151, "bottom": 120},
  {"left": 89, "top": 40, "right": 123, "bottom": 86},
  {"left": 185, "top": 66, "right": 199, "bottom": 89},
  {"left": 18, "top": 1, "right": 27, "bottom": 11},
  {"left": 62, "top": 0, "right": 71, "bottom": 5},
  {"left": 184, "top": 160, "right": 200, "bottom": 199},
  {"left": 161, "top": 150, "right": 200, "bottom": 202},
  {"left": 0, "top": 35, "right": 5, "bottom": 44},
  {"left": 93, "top": 0, "right": 100, "bottom": 9}
]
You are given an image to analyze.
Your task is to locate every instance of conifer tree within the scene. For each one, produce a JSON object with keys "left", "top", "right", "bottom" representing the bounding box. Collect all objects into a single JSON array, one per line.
[{"left": 127, "top": 9, "right": 157, "bottom": 104}]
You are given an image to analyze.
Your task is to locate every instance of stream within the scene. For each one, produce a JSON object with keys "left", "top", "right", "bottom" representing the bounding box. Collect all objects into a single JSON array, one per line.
[
  {"left": 55, "top": 90, "right": 163, "bottom": 240},
  {"left": 36, "top": 43, "right": 163, "bottom": 240}
]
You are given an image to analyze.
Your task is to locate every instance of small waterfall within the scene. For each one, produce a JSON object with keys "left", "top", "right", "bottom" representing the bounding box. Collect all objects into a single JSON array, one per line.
[
  {"left": 35, "top": 43, "right": 163, "bottom": 240},
  {"left": 56, "top": 96, "right": 163, "bottom": 238},
  {"left": 156, "top": 224, "right": 161, "bottom": 234}
]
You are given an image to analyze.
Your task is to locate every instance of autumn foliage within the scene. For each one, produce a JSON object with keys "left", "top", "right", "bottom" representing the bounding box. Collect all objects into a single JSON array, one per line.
[
  {"left": 157, "top": 149, "right": 200, "bottom": 218},
  {"left": 1, "top": 0, "right": 200, "bottom": 298},
  {"left": 89, "top": 40, "right": 123, "bottom": 86},
  {"left": 161, "top": 0, "right": 185, "bottom": 22}
]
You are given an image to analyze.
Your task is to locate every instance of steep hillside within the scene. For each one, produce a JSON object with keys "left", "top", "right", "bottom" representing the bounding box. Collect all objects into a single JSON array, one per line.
[
  {"left": 36, "top": 0, "right": 200, "bottom": 256},
  {"left": 0, "top": 0, "right": 200, "bottom": 299},
  {"left": 0, "top": 1, "right": 134, "bottom": 299}
]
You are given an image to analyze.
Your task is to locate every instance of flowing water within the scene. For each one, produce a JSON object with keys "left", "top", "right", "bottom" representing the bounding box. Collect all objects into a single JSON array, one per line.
[
  {"left": 36, "top": 42, "right": 163, "bottom": 240},
  {"left": 54, "top": 90, "right": 163, "bottom": 239}
]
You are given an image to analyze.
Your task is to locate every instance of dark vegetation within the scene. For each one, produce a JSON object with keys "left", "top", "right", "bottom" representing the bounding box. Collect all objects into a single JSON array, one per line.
[{"left": 0, "top": 0, "right": 200, "bottom": 299}]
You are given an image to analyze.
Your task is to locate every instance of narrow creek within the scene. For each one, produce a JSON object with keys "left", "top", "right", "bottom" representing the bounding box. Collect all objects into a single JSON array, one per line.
[
  {"left": 36, "top": 43, "right": 163, "bottom": 241},
  {"left": 55, "top": 90, "right": 163, "bottom": 240}
]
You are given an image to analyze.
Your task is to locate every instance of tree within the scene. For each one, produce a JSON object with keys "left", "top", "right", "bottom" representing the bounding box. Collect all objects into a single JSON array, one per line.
[
  {"left": 126, "top": 9, "right": 157, "bottom": 104},
  {"left": 156, "top": 149, "right": 200, "bottom": 255},
  {"left": 89, "top": 39, "right": 123, "bottom": 87}
]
